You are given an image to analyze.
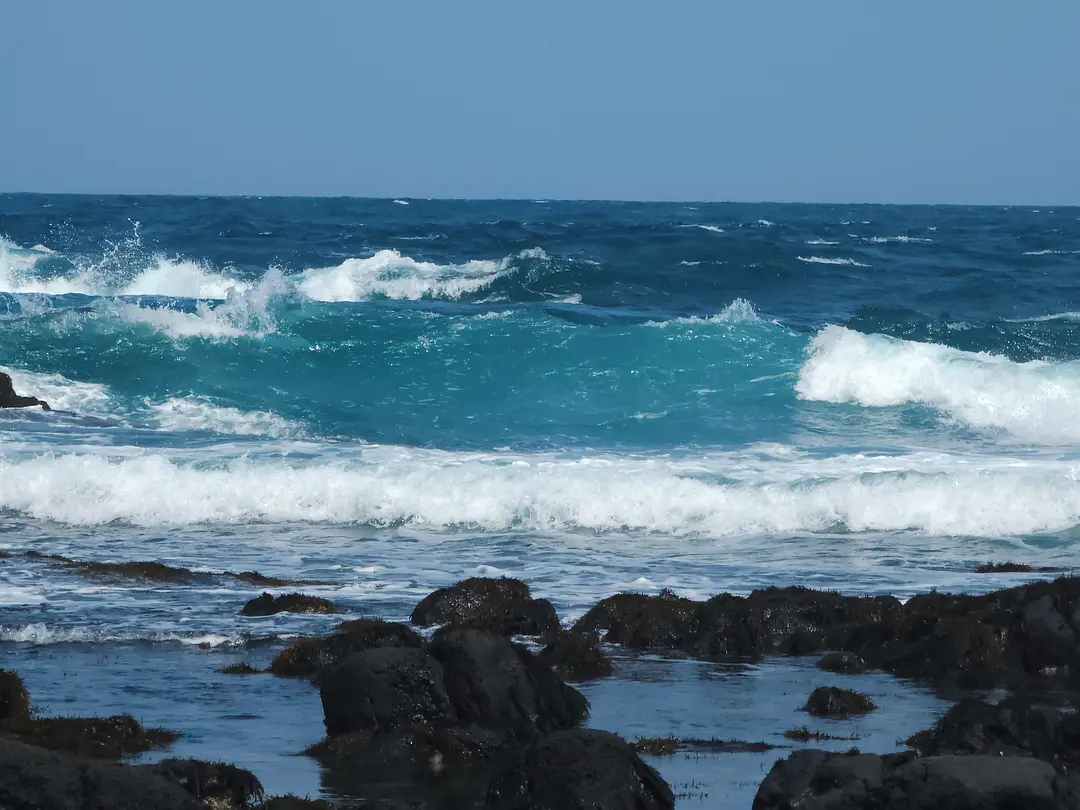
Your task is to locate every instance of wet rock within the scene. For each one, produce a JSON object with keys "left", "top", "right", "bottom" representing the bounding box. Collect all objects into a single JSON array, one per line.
[
  {"left": 976, "top": 562, "right": 1037, "bottom": 574},
  {"left": 142, "top": 758, "right": 264, "bottom": 807},
  {"left": 804, "top": 686, "right": 877, "bottom": 718},
  {"left": 429, "top": 628, "right": 589, "bottom": 738},
  {"left": 907, "top": 696, "right": 1080, "bottom": 772},
  {"left": 537, "top": 630, "right": 613, "bottom": 680},
  {"left": 256, "top": 798, "right": 336, "bottom": 810},
  {"left": 574, "top": 590, "right": 702, "bottom": 650},
  {"left": 753, "top": 748, "right": 1080, "bottom": 810},
  {"left": 486, "top": 729, "right": 674, "bottom": 810},
  {"left": 3, "top": 713, "right": 179, "bottom": 758},
  {"left": 411, "top": 577, "right": 560, "bottom": 637},
  {"left": 818, "top": 651, "right": 869, "bottom": 673},
  {"left": 0, "top": 737, "right": 202, "bottom": 810},
  {"left": 242, "top": 592, "right": 338, "bottom": 617},
  {"left": 320, "top": 647, "right": 454, "bottom": 736},
  {"left": 0, "top": 669, "right": 30, "bottom": 723},
  {"left": 690, "top": 592, "right": 763, "bottom": 658},
  {"left": 269, "top": 619, "right": 423, "bottom": 678},
  {"left": 217, "top": 662, "right": 259, "bottom": 675}
]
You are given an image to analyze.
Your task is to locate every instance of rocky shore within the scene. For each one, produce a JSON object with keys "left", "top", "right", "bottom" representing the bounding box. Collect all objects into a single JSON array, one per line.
[{"left": 2, "top": 560, "right": 1080, "bottom": 808}]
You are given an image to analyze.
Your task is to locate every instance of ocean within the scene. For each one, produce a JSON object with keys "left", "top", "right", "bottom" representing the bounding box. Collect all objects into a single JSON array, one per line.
[{"left": 1, "top": 194, "right": 1078, "bottom": 801}]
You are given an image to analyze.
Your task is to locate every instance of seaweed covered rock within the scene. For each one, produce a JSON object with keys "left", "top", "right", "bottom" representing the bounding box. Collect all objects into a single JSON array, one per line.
[
  {"left": 4, "top": 713, "right": 178, "bottom": 759},
  {"left": 429, "top": 628, "right": 589, "bottom": 738},
  {"left": 0, "top": 737, "right": 202, "bottom": 810},
  {"left": 804, "top": 686, "right": 876, "bottom": 718},
  {"left": 486, "top": 729, "right": 674, "bottom": 810},
  {"left": 269, "top": 619, "right": 423, "bottom": 677},
  {"left": 574, "top": 590, "right": 702, "bottom": 650},
  {"left": 320, "top": 648, "right": 454, "bottom": 736},
  {"left": 537, "top": 631, "right": 613, "bottom": 680},
  {"left": 753, "top": 748, "right": 1080, "bottom": 810},
  {"left": 411, "top": 577, "right": 560, "bottom": 637},
  {"left": 141, "top": 759, "right": 264, "bottom": 807},
  {"left": 0, "top": 669, "right": 30, "bottom": 723},
  {"left": 906, "top": 696, "right": 1080, "bottom": 772},
  {"left": 242, "top": 592, "right": 338, "bottom": 617},
  {"left": 818, "top": 651, "right": 869, "bottom": 674}
]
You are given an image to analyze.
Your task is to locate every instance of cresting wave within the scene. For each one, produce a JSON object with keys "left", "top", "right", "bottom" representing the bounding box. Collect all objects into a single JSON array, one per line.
[
  {"left": 0, "top": 237, "right": 546, "bottom": 303},
  {"left": 796, "top": 325, "right": 1080, "bottom": 444},
  {"left": 2, "top": 449, "right": 1080, "bottom": 536}
]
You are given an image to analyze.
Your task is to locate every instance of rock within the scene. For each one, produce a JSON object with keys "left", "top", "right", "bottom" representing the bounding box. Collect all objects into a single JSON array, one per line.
[
  {"left": 268, "top": 619, "right": 423, "bottom": 678},
  {"left": 804, "top": 686, "right": 876, "bottom": 718},
  {"left": 537, "top": 631, "right": 613, "bottom": 680},
  {"left": 0, "top": 669, "right": 30, "bottom": 723},
  {"left": 320, "top": 647, "right": 454, "bottom": 736},
  {"left": 907, "top": 696, "right": 1080, "bottom": 772},
  {"left": 486, "top": 729, "right": 674, "bottom": 810},
  {"left": 256, "top": 798, "right": 337, "bottom": 810},
  {"left": 818, "top": 651, "right": 868, "bottom": 673},
  {"left": 753, "top": 749, "right": 1080, "bottom": 810},
  {"left": 217, "top": 662, "right": 259, "bottom": 675},
  {"left": 0, "top": 737, "right": 202, "bottom": 810},
  {"left": 574, "top": 591, "right": 701, "bottom": 650},
  {"left": 241, "top": 592, "right": 338, "bottom": 617},
  {"left": 976, "top": 562, "right": 1036, "bottom": 574},
  {"left": 411, "top": 577, "right": 560, "bottom": 637},
  {"left": 429, "top": 628, "right": 589, "bottom": 739},
  {"left": 3, "top": 713, "right": 179, "bottom": 758},
  {"left": 141, "top": 759, "right": 264, "bottom": 807},
  {"left": 690, "top": 592, "right": 763, "bottom": 658}
]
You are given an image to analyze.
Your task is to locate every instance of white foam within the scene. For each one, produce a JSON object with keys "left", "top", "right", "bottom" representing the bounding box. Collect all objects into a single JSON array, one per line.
[
  {"left": 4, "top": 447, "right": 1080, "bottom": 537},
  {"left": 648, "top": 298, "right": 762, "bottom": 327},
  {"left": 868, "top": 236, "right": 933, "bottom": 244},
  {"left": 296, "top": 249, "right": 532, "bottom": 302},
  {"left": 1024, "top": 249, "right": 1080, "bottom": 256},
  {"left": 0, "top": 622, "right": 243, "bottom": 646},
  {"left": 797, "top": 256, "right": 870, "bottom": 267},
  {"left": 121, "top": 258, "right": 249, "bottom": 299},
  {"left": 0, "top": 366, "right": 112, "bottom": 413},
  {"left": 679, "top": 260, "right": 702, "bottom": 266},
  {"left": 756, "top": 220, "right": 775, "bottom": 227},
  {"left": 806, "top": 239, "right": 840, "bottom": 245},
  {"left": 0, "top": 238, "right": 95, "bottom": 295},
  {"left": 681, "top": 224, "right": 724, "bottom": 233},
  {"left": 796, "top": 325, "right": 1080, "bottom": 444},
  {"left": 148, "top": 397, "right": 303, "bottom": 438},
  {"left": 393, "top": 199, "right": 410, "bottom": 205}
]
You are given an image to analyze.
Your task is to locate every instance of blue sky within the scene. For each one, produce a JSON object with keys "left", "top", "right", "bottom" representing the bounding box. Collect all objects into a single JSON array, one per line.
[{"left": 4, "top": 1, "right": 1078, "bottom": 203}]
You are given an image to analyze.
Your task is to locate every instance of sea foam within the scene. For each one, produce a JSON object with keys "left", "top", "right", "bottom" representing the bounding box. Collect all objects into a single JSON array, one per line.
[{"left": 797, "top": 325, "right": 1080, "bottom": 444}]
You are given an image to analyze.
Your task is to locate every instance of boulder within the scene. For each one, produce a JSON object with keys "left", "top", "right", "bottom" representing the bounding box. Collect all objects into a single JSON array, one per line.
[
  {"left": 320, "top": 647, "right": 454, "bottom": 736},
  {"left": 753, "top": 748, "right": 1080, "bottom": 810},
  {"left": 573, "top": 591, "right": 701, "bottom": 650},
  {"left": 269, "top": 619, "right": 423, "bottom": 678},
  {"left": 411, "top": 578, "right": 560, "bottom": 637},
  {"left": 140, "top": 759, "right": 264, "bottom": 807},
  {"left": 537, "top": 631, "right": 613, "bottom": 680},
  {"left": 241, "top": 592, "right": 337, "bottom": 617},
  {"left": 3, "top": 713, "right": 178, "bottom": 758},
  {"left": 428, "top": 628, "right": 589, "bottom": 739},
  {"left": 0, "top": 737, "right": 202, "bottom": 810},
  {"left": 486, "top": 729, "right": 674, "bottom": 810},
  {"left": 804, "top": 686, "right": 876, "bottom": 718}
]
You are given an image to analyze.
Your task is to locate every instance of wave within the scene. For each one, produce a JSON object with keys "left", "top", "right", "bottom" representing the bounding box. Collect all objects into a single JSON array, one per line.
[
  {"left": 2, "top": 448, "right": 1080, "bottom": 536},
  {"left": 806, "top": 239, "right": 839, "bottom": 245},
  {"left": 296, "top": 249, "right": 542, "bottom": 302},
  {"left": 647, "top": 298, "right": 762, "bottom": 327},
  {"left": 0, "top": 366, "right": 112, "bottom": 414},
  {"left": 0, "top": 622, "right": 243, "bottom": 647},
  {"left": 796, "top": 325, "right": 1080, "bottom": 443},
  {"left": 797, "top": 256, "right": 870, "bottom": 267},
  {"left": 148, "top": 397, "right": 303, "bottom": 439},
  {"left": 868, "top": 236, "right": 933, "bottom": 244},
  {"left": 1024, "top": 249, "right": 1080, "bottom": 256}
]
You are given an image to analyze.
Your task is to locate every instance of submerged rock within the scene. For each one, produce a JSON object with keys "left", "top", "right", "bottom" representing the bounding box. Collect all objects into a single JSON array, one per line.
[
  {"left": 537, "top": 630, "right": 613, "bottom": 680},
  {"left": 142, "top": 758, "right": 264, "bottom": 807},
  {"left": 486, "top": 729, "right": 674, "bottom": 810},
  {"left": 411, "top": 577, "right": 560, "bottom": 637},
  {"left": 804, "top": 686, "right": 877, "bottom": 718},
  {"left": 753, "top": 748, "right": 1079, "bottom": 810},
  {"left": 241, "top": 592, "right": 338, "bottom": 617}
]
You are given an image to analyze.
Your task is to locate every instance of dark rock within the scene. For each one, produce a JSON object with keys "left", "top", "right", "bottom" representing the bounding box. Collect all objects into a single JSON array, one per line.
[
  {"left": 3, "top": 713, "right": 179, "bottom": 758},
  {"left": 0, "top": 669, "right": 31, "bottom": 723},
  {"left": 411, "top": 577, "right": 560, "bottom": 637},
  {"left": 242, "top": 592, "right": 338, "bottom": 617},
  {"left": 0, "top": 737, "right": 202, "bottom": 810},
  {"left": 753, "top": 748, "right": 1080, "bottom": 810},
  {"left": 537, "top": 631, "right": 612, "bottom": 680},
  {"left": 804, "top": 686, "right": 876, "bottom": 718},
  {"left": 268, "top": 619, "right": 423, "bottom": 678},
  {"left": 320, "top": 648, "right": 454, "bottom": 736},
  {"left": 907, "top": 696, "right": 1080, "bottom": 772},
  {"left": 141, "top": 758, "right": 264, "bottom": 806},
  {"left": 256, "top": 798, "right": 337, "bottom": 810},
  {"left": 217, "top": 662, "right": 259, "bottom": 675},
  {"left": 690, "top": 592, "right": 763, "bottom": 658},
  {"left": 818, "top": 651, "right": 869, "bottom": 673},
  {"left": 573, "top": 591, "right": 701, "bottom": 650},
  {"left": 231, "top": 570, "right": 294, "bottom": 586},
  {"left": 429, "top": 628, "right": 589, "bottom": 739},
  {"left": 976, "top": 562, "right": 1037, "bottom": 574},
  {"left": 486, "top": 729, "right": 674, "bottom": 810}
]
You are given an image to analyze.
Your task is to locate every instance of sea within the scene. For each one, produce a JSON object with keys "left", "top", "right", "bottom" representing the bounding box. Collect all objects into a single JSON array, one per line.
[{"left": 1, "top": 194, "right": 1078, "bottom": 803}]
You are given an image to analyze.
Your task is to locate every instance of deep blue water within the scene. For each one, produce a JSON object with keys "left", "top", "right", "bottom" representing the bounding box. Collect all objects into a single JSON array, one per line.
[{"left": 1, "top": 195, "right": 1078, "bottom": 801}]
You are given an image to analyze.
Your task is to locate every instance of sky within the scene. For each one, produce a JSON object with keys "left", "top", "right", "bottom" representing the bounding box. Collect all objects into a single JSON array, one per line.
[{"left": 3, "top": 1, "right": 1079, "bottom": 204}]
